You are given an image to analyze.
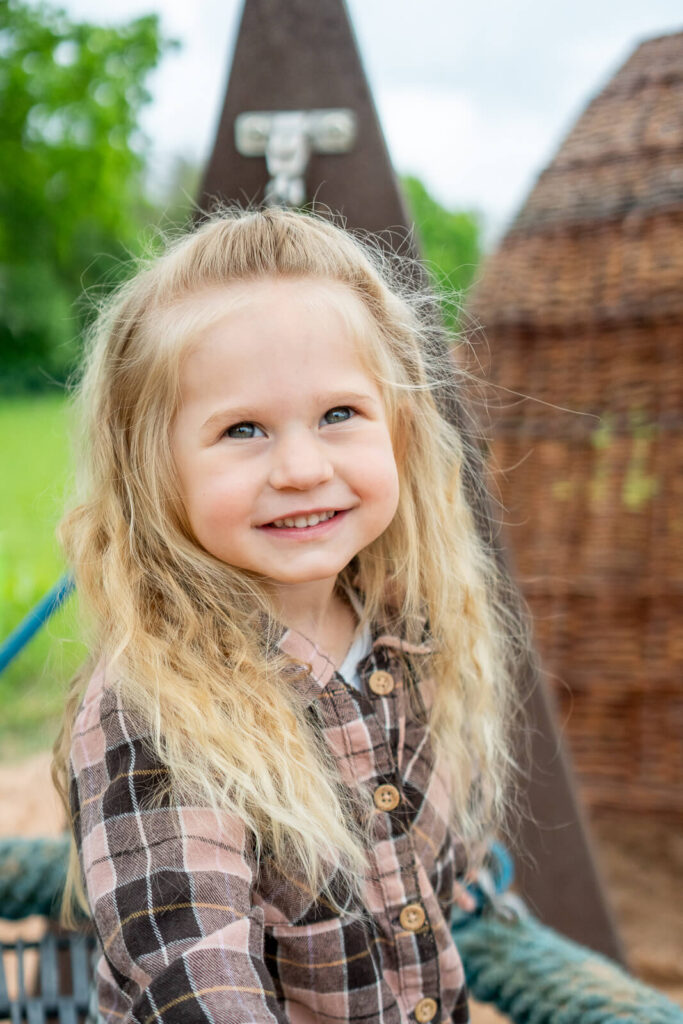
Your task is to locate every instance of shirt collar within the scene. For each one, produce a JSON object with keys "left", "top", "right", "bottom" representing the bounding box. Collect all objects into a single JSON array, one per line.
[{"left": 274, "top": 577, "right": 434, "bottom": 703}]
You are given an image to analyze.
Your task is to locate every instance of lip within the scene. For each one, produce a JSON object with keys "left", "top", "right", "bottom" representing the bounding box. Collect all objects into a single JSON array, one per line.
[{"left": 259, "top": 509, "right": 349, "bottom": 538}]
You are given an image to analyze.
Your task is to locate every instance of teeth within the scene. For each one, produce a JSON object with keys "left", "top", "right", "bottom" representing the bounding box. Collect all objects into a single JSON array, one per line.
[{"left": 271, "top": 510, "right": 337, "bottom": 528}]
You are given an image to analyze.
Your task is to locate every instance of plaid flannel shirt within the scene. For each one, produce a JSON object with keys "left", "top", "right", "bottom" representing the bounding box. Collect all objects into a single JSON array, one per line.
[{"left": 70, "top": 611, "right": 470, "bottom": 1024}]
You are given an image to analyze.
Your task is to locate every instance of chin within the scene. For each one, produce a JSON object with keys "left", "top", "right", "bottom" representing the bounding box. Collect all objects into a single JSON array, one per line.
[
  {"left": 267, "top": 564, "right": 347, "bottom": 585},
  {"left": 270, "top": 571, "right": 339, "bottom": 585}
]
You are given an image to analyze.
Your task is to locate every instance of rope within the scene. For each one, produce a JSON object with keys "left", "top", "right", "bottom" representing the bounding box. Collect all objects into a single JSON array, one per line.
[
  {"left": 0, "top": 573, "right": 74, "bottom": 674},
  {"left": 452, "top": 843, "right": 683, "bottom": 1023},
  {"left": 0, "top": 837, "right": 70, "bottom": 919},
  {"left": 453, "top": 911, "right": 683, "bottom": 1023}
]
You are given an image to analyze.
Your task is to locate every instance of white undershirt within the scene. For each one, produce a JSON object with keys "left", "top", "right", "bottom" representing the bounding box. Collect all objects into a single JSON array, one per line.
[{"left": 337, "top": 584, "right": 373, "bottom": 691}]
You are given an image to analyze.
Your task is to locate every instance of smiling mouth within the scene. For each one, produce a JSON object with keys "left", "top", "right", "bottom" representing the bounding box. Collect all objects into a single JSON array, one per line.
[{"left": 267, "top": 510, "right": 340, "bottom": 529}]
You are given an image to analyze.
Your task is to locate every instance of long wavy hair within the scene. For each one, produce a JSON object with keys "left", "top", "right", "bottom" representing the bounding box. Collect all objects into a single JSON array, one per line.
[{"left": 53, "top": 206, "right": 530, "bottom": 921}]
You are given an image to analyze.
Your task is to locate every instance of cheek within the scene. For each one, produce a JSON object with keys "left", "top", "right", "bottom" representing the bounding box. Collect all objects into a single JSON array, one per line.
[
  {"left": 205, "top": 481, "right": 249, "bottom": 521},
  {"left": 355, "top": 435, "right": 400, "bottom": 503},
  {"left": 185, "top": 467, "right": 253, "bottom": 533}
]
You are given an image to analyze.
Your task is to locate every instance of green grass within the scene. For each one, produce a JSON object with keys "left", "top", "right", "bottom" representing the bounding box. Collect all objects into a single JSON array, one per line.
[{"left": 0, "top": 394, "right": 87, "bottom": 761}]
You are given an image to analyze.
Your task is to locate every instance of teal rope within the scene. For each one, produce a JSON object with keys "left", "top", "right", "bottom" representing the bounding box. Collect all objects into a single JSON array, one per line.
[
  {"left": 452, "top": 844, "right": 683, "bottom": 1023},
  {"left": 453, "top": 911, "right": 683, "bottom": 1023},
  {"left": 0, "top": 837, "right": 69, "bottom": 919}
]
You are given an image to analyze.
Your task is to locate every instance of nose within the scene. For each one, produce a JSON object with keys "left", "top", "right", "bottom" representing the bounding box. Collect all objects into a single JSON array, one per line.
[{"left": 268, "top": 427, "right": 334, "bottom": 491}]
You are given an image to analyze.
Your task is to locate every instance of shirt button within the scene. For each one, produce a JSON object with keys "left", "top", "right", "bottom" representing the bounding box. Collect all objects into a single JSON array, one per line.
[
  {"left": 373, "top": 784, "right": 400, "bottom": 811},
  {"left": 399, "top": 902, "right": 426, "bottom": 931},
  {"left": 415, "top": 997, "right": 438, "bottom": 1023},
  {"left": 368, "top": 669, "right": 395, "bottom": 695},
  {"left": 417, "top": 995, "right": 438, "bottom": 1019}
]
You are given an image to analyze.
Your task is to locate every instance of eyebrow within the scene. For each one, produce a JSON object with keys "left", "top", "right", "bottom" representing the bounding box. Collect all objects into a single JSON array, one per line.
[{"left": 200, "top": 391, "right": 379, "bottom": 433}]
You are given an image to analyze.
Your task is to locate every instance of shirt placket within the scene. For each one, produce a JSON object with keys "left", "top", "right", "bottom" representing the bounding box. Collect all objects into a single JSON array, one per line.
[{"left": 331, "top": 653, "right": 442, "bottom": 1024}]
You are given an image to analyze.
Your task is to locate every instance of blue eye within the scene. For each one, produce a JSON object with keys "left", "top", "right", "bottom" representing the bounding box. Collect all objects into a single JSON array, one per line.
[
  {"left": 224, "top": 422, "right": 265, "bottom": 439},
  {"left": 323, "top": 406, "right": 354, "bottom": 425}
]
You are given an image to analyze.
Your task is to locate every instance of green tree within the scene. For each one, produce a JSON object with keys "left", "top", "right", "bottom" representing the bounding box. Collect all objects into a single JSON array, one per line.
[
  {"left": 152, "top": 153, "right": 202, "bottom": 233},
  {"left": 401, "top": 174, "right": 481, "bottom": 329},
  {"left": 0, "top": 0, "right": 174, "bottom": 390}
]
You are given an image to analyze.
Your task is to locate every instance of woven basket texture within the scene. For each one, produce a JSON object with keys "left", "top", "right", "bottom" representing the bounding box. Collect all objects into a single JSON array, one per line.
[{"left": 466, "top": 31, "right": 683, "bottom": 815}]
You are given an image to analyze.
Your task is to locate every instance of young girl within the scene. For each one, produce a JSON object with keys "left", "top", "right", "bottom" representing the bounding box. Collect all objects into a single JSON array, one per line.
[{"left": 53, "top": 207, "right": 526, "bottom": 1024}]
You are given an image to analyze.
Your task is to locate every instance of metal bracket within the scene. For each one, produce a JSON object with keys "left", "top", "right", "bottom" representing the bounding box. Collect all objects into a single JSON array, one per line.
[
  {"left": 234, "top": 109, "right": 357, "bottom": 207},
  {"left": 474, "top": 865, "right": 530, "bottom": 924}
]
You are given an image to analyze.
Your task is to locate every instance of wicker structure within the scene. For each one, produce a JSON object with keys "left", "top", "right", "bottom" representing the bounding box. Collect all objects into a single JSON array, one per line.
[{"left": 468, "top": 31, "right": 683, "bottom": 816}]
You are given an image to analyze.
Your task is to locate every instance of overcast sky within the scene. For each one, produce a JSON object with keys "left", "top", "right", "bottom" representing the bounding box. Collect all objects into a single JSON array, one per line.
[{"left": 59, "top": 0, "right": 682, "bottom": 245}]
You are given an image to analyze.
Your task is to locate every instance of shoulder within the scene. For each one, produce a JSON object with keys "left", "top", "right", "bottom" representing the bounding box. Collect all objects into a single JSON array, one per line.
[
  {"left": 69, "top": 661, "right": 253, "bottom": 863},
  {"left": 69, "top": 658, "right": 169, "bottom": 848},
  {"left": 70, "top": 658, "right": 148, "bottom": 780}
]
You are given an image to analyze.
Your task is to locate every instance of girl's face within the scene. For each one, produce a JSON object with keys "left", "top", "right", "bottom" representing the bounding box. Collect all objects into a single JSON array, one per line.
[{"left": 171, "top": 277, "right": 400, "bottom": 596}]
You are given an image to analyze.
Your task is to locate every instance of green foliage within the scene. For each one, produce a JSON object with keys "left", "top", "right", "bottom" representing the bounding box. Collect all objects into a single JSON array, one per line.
[
  {"left": 401, "top": 174, "right": 481, "bottom": 328},
  {"left": 0, "top": 395, "right": 84, "bottom": 758},
  {"left": 0, "top": 0, "right": 174, "bottom": 390},
  {"left": 153, "top": 154, "right": 203, "bottom": 233}
]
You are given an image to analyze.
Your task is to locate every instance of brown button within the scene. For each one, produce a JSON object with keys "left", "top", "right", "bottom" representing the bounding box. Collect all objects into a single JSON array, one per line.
[
  {"left": 399, "top": 902, "right": 426, "bottom": 931},
  {"left": 415, "top": 997, "right": 438, "bottom": 1023},
  {"left": 373, "top": 784, "right": 400, "bottom": 811},
  {"left": 368, "top": 670, "right": 395, "bottom": 695}
]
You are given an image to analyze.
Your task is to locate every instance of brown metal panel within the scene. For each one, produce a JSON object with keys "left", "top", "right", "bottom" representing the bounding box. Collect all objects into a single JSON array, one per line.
[
  {"left": 196, "top": 0, "right": 624, "bottom": 963},
  {"left": 510, "top": 654, "right": 626, "bottom": 961},
  {"left": 198, "top": 0, "right": 412, "bottom": 236}
]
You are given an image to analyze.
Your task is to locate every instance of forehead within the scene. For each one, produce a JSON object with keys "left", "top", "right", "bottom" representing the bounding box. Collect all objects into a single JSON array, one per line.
[
  {"left": 177, "top": 277, "right": 379, "bottom": 396},
  {"left": 181, "top": 276, "right": 372, "bottom": 341}
]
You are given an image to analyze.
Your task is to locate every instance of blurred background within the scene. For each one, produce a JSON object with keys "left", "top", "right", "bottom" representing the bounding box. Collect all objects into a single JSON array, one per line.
[{"left": 1, "top": 0, "right": 681, "bottom": 1012}]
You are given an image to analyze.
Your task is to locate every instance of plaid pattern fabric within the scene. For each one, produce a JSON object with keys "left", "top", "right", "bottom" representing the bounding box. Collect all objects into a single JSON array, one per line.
[{"left": 70, "top": 614, "right": 470, "bottom": 1024}]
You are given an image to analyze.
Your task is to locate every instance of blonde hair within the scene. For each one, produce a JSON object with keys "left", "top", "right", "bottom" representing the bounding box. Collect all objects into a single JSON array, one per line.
[{"left": 53, "top": 206, "right": 529, "bottom": 922}]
